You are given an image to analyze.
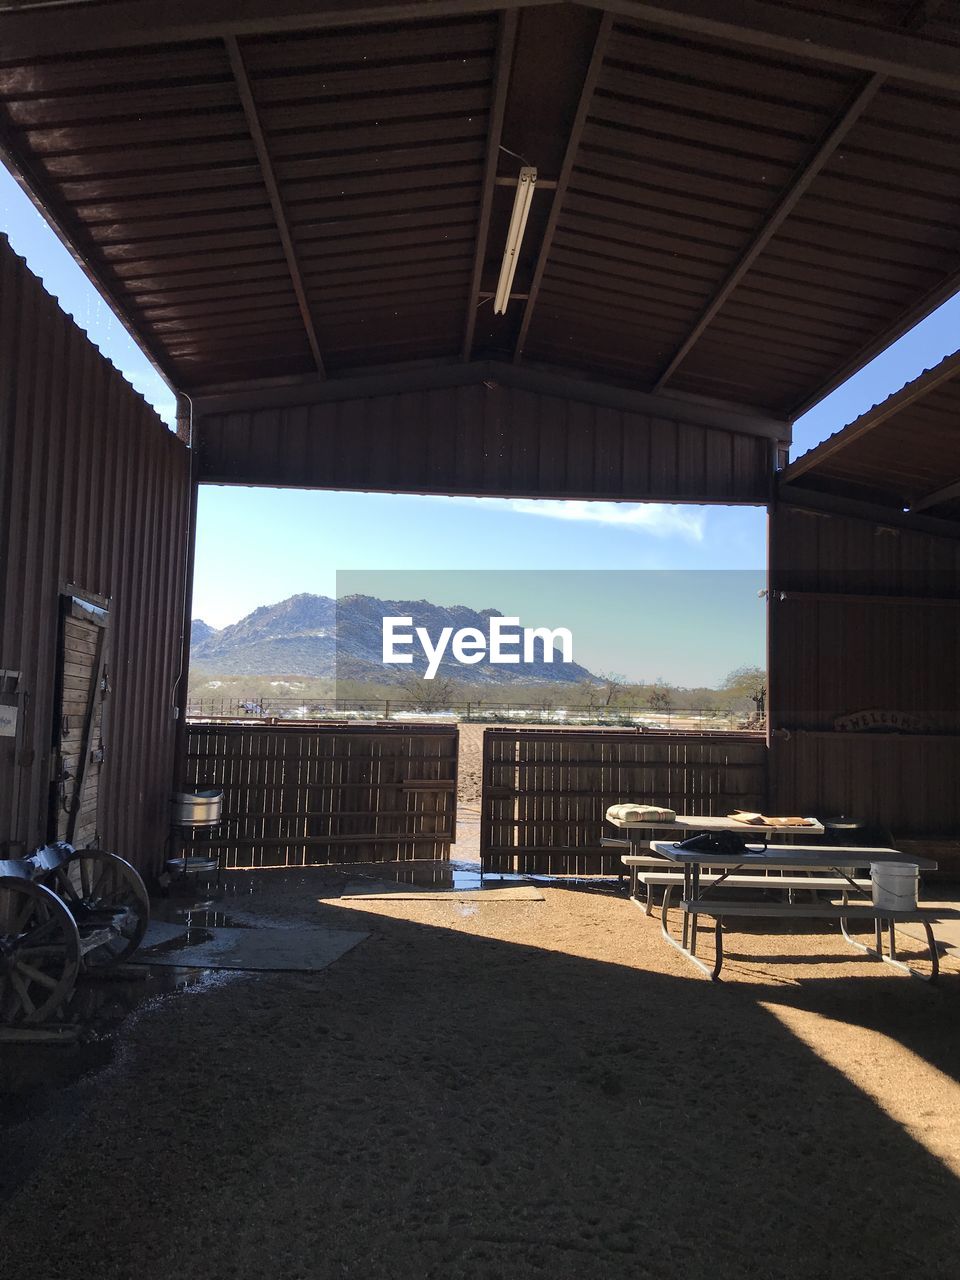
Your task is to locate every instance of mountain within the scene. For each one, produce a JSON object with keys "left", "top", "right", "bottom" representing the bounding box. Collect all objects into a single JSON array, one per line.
[
  {"left": 190, "top": 593, "right": 599, "bottom": 685},
  {"left": 191, "top": 618, "right": 216, "bottom": 646}
]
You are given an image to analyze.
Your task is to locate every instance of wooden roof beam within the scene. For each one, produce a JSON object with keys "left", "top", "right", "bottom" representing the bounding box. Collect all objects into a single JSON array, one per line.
[
  {"left": 650, "top": 0, "right": 945, "bottom": 396},
  {"left": 225, "top": 35, "right": 325, "bottom": 378},
  {"left": 462, "top": 9, "right": 518, "bottom": 363},
  {"left": 513, "top": 12, "right": 612, "bottom": 363},
  {"left": 910, "top": 478, "right": 960, "bottom": 513},
  {"left": 0, "top": 0, "right": 549, "bottom": 57},
  {"left": 649, "top": 74, "right": 884, "bottom": 394},
  {"left": 587, "top": 0, "right": 960, "bottom": 93},
  {"left": 4, "top": 1, "right": 960, "bottom": 93}
]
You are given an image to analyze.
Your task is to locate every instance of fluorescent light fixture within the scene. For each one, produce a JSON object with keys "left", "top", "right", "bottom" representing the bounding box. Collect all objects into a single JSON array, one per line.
[{"left": 493, "top": 165, "right": 537, "bottom": 314}]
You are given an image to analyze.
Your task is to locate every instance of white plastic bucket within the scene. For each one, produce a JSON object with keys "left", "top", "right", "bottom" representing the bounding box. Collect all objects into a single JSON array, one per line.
[{"left": 871, "top": 861, "right": 918, "bottom": 910}]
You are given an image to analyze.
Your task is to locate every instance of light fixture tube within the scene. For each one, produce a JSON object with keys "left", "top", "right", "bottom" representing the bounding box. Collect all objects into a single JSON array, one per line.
[{"left": 493, "top": 165, "right": 537, "bottom": 314}]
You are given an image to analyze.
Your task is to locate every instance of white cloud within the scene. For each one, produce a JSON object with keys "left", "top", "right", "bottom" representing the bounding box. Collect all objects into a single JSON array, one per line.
[{"left": 438, "top": 496, "right": 706, "bottom": 541}]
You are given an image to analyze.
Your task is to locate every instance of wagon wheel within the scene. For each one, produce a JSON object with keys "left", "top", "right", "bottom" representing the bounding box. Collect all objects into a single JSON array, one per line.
[
  {"left": 0, "top": 879, "right": 81, "bottom": 1024},
  {"left": 47, "top": 851, "right": 150, "bottom": 969}
]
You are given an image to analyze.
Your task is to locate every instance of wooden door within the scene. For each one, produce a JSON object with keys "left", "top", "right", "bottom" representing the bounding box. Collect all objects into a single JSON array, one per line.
[{"left": 50, "top": 592, "right": 110, "bottom": 847}]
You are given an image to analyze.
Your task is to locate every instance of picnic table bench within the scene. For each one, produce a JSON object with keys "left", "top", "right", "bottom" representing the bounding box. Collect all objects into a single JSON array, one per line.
[
  {"left": 647, "top": 842, "right": 940, "bottom": 984},
  {"left": 0, "top": 842, "right": 150, "bottom": 1024}
]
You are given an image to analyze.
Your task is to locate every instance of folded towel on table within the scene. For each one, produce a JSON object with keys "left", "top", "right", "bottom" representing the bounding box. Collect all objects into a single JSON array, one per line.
[{"left": 606, "top": 803, "right": 677, "bottom": 824}]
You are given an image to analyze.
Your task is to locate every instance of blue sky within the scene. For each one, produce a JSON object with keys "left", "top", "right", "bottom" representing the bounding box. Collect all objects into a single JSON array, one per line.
[{"left": 4, "top": 160, "right": 959, "bottom": 676}]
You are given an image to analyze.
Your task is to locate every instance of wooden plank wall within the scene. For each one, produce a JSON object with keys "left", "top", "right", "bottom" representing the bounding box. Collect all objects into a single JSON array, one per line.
[
  {"left": 769, "top": 500, "right": 960, "bottom": 838},
  {"left": 184, "top": 722, "right": 458, "bottom": 867},
  {"left": 197, "top": 380, "right": 773, "bottom": 503},
  {"left": 0, "top": 234, "right": 190, "bottom": 874},
  {"left": 481, "top": 727, "right": 767, "bottom": 875}
]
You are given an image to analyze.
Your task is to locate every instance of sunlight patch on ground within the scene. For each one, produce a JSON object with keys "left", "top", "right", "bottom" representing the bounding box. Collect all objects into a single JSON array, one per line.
[{"left": 760, "top": 1001, "right": 960, "bottom": 1176}]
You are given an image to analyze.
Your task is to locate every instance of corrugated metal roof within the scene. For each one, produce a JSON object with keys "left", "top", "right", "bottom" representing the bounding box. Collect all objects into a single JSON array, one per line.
[
  {"left": 782, "top": 347, "right": 960, "bottom": 517},
  {"left": 1, "top": 0, "right": 959, "bottom": 419}
]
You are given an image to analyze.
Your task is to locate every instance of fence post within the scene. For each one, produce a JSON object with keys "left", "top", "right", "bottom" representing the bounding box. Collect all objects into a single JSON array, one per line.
[{"left": 385, "top": 699, "right": 391, "bottom": 720}]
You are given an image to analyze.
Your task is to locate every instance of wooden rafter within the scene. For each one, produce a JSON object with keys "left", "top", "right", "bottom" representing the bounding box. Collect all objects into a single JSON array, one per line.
[
  {"left": 911, "top": 477, "right": 960, "bottom": 513},
  {"left": 3, "top": 1, "right": 959, "bottom": 92},
  {"left": 462, "top": 9, "right": 519, "bottom": 363},
  {"left": 587, "top": 0, "right": 960, "bottom": 92},
  {"left": 651, "top": 0, "right": 944, "bottom": 395},
  {"left": 224, "top": 34, "right": 325, "bottom": 377},
  {"left": 513, "top": 12, "right": 612, "bottom": 363}
]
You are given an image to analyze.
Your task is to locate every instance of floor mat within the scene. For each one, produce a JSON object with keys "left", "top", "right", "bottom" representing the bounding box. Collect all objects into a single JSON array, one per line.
[
  {"left": 337, "top": 885, "right": 544, "bottom": 902},
  {"left": 134, "top": 923, "right": 369, "bottom": 972}
]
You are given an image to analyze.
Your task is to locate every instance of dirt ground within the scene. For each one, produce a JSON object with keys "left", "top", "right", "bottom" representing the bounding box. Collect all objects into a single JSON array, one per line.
[
  {"left": 2, "top": 862, "right": 960, "bottom": 1280},
  {"left": 457, "top": 721, "right": 492, "bottom": 808}
]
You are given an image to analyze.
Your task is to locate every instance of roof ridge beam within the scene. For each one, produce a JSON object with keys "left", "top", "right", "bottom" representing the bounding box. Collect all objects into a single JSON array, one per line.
[
  {"left": 462, "top": 10, "right": 518, "bottom": 362},
  {"left": 225, "top": 34, "right": 325, "bottom": 377}
]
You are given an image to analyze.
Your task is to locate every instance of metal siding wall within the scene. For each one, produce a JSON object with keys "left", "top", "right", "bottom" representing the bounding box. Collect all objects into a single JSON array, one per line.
[
  {"left": 196, "top": 382, "right": 771, "bottom": 502},
  {"left": 0, "top": 236, "right": 190, "bottom": 873},
  {"left": 769, "top": 501, "right": 960, "bottom": 836}
]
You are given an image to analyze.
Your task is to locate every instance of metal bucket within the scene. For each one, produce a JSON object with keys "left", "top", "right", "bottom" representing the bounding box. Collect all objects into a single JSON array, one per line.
[{"left": 171, "top": 788, "right": 223, "bottom": 829}]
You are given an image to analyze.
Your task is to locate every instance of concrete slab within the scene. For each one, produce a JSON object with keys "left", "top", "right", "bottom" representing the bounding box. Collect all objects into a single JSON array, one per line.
[{"left": 901, "top": 901, "right": 960, "bottom": 956}]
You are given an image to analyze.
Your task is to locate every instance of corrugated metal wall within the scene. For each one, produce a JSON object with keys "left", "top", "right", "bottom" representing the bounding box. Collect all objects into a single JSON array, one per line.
[
  {"left": 769, "top": 499, "right": 960, "bottom": 836},
  {"left": 197, "top": 381, "right": 772, "bottom": 503},
  {"left": 0, "top": 234, "right": 190, "bottom": 874}
]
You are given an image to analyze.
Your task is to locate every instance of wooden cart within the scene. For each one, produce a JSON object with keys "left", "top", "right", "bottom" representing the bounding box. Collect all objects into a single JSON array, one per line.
[{"left": 0, "top": 842, "right": 150, "bottom": 1025}]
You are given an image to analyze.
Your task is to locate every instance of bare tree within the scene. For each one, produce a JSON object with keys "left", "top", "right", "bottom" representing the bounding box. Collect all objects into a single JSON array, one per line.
[
  {"left": 598, "top": 671, "right": 628, "bottom": 708},
  {"left": 648, "top": 687, "right": 672, "bottom": 713},
  {"left": 396, "top": 673, "right": 457, "bottom": 712}
]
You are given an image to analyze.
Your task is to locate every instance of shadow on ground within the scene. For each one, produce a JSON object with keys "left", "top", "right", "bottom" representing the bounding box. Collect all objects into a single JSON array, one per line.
[{"left": 1, "top": 868, "right": 959, "bottom": 1280}]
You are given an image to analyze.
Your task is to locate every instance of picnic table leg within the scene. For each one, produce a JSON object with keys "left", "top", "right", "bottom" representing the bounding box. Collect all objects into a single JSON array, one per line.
[
  {"left": 689, "top": 862, "right": 701, "bottom": 957},
  {"left": 840, "top": 908, "right": 940, "bottom": 983},
  {"left": 712, "top": 919, "right": 724, "bottom": 980},
  {"left": 658, "top": 883, "right": 719, "bottom": 980}
]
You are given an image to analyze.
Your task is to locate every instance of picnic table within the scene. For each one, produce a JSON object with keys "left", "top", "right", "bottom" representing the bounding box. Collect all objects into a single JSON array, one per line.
[
  {"left": 648, "top": 841, "right": 940, "bottom": 983},
  {"left": 605, "top": 813, "right": 825, "bottom": 895}
]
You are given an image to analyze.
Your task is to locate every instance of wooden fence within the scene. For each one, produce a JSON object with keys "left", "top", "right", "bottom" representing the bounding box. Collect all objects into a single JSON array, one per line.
[
  {"left": 481, "top": 728, "right": 768, "bottom": 875},
  {"left": 184, "top": 722, "right": 457, "bottom": 867}
]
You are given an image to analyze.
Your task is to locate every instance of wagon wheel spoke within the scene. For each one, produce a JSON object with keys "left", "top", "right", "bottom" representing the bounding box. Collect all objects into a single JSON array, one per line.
[
  {"left": 9, "top": 969, "right": 37, "bottom": 1017},
  {"left": 0, "top": 880, "right": 81, "bottom": 1025},
  {"left": 65, "top": 851, "right": 150, "bottom": 969},
  {"left": 15, "top": 961, "right": 59, "bottom": 991},
  {"left": 54, "top": 867, "right": 81, "bottom": 902},
  {"left": 11, "top": 892, "right": 38, "bottom": 934},
  {"left": 20, "top": 915, "right": 63, "bottom": 947}
]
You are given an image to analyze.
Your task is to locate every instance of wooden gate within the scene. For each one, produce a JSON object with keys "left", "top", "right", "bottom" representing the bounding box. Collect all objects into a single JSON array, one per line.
[
  {"left": 49, "top": 592, "right": 110, "bottom": 847},
  {"left": 481, "top": 727, "right": 768, "bottom": 875},
  {"left": 184, "top": 721, "right": 458, "bottom": 867}
]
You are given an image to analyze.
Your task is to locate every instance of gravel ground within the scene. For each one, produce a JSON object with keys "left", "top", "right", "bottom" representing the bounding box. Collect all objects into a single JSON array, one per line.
[{"left": 2, "top": 865, "right": 960, "bottom": 1280}]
